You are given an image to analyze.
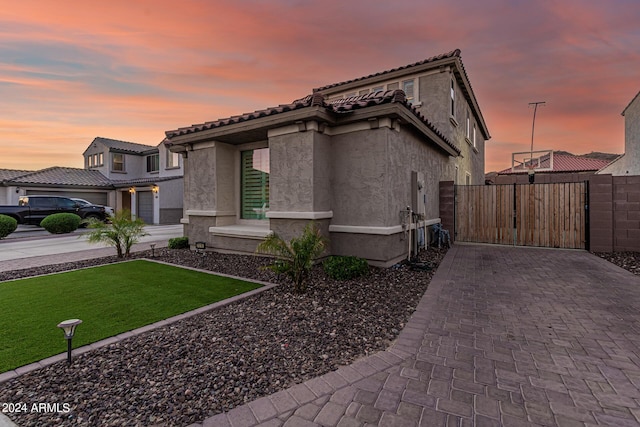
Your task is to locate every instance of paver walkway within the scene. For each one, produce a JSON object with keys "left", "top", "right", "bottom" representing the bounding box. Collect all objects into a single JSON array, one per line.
[{"left": 198, "top": 244, "right": 640, "bottom": 427}]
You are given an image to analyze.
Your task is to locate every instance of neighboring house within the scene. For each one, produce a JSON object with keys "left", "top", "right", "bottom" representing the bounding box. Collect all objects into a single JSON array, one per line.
[
  {"left": 83, "top": 137, "right": 184, "bottom": 224},
  {"left": 492, "top": 151, "right": 617, "bottom": 185},
  {"left": 165, "top": 49, "right": 490, "bottom": 266},
  {"left": 0, "top": 137, "right": 184, "bottom": 225},
  {"left": 598, "top": 90, "right": 640, "bottom": 176}
]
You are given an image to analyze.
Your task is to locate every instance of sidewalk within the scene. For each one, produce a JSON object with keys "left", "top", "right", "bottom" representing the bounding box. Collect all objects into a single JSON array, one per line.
[
  {"left": 197, "top": 244, "right": 640, "bottom": 427},
  {"left": 0, "top": 224, "right": 182, "bottom": 272}
]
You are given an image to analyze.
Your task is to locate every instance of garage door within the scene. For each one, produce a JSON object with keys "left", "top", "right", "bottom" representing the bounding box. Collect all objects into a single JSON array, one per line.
[
  {"left": 137, "top": 191, "right": 154, "bottom": 224},
  {"left": 26, "top": 190, "right": 108, "bottom": 206}
]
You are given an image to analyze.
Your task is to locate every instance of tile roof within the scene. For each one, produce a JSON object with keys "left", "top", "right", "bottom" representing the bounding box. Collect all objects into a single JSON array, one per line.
[
  {"left": 110, "top": 176, "right": 183, "bottom": 187},
  {"left": 498, "top": 152, "right": 614, "bottom": 174},
  {"left": 313, "top": 49, "right": 462, "bottom": 93},
  {"left": 6, "top": 167, "right": 113, "bottom": 187},
  {"left": 0, "top": 169, "right": 33, "bottom": 181},
  {"left": 91, "top": 137, "right": 157, "bottom": 154},
  {"left": 166, "top": 90, "right": 459, "bottom": 154}
]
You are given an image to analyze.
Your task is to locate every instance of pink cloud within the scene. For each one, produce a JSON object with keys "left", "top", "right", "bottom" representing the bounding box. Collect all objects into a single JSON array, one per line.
[{"left": 0, "top": 0, "right": 638, "bottom": 173}]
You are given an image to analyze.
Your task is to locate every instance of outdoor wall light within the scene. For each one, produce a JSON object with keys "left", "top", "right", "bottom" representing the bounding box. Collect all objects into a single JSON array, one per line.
[
  {"left": 195, "top": 241, "right": 206, "bottom": 250},
  {"left": 57, "top": 319, "right": 82, "bottom": 365},
  {"left": 151, "top": 185, "right": 159, "bottom": 194},
  {"left": 129, "top": 187, "right": 136, "bottom": 194}
]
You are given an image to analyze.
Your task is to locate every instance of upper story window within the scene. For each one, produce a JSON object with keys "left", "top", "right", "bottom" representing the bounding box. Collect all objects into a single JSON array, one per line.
[
  {"left": 166, "top": 151, "right": 180, "bottom": 169},
  {"left": 402, "top": 79, "right": 415, "bottom": 104},
  {"left": 87, "top": 152, "right": 104, "bottom": 168},
  {"left": 112, "top": 153, "right": 125, "bottom": 172},
  {"left": 241, "top": 148, "right": 269, "bottom": 220},
  {"left": 466, "top": 111, "right": 470, "bottom": 139},
  {"left": 473, "top": 123, "right": 477, "bottom": 148},
  {"left": 372, "top": 86, "right": 384, "bottom": 93},
  {"left": 450, "top": 79, "right": 456, "bottom": 117},
  {"left": 146, "top": 154, "right": 160, "bottom": 173}
]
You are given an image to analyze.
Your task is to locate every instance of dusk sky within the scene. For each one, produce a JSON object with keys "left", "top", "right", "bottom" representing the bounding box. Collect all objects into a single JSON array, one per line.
[{"left": 1, "top": 0, "right": 638, "bottom": 172}]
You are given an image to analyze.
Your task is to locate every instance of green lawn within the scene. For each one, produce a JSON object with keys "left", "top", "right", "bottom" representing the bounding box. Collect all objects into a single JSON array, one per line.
[{"left": 0, "top": 260, "right": 262, "bottom": 373}]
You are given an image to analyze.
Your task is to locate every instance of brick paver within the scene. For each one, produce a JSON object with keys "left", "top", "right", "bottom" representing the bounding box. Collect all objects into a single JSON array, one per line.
[{"left": 197, "top": 244, "right": 640, "bottom": 426}]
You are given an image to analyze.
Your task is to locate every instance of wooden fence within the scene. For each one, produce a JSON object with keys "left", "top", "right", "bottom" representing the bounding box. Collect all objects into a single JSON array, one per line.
[{"left": 455, "top": 182, "right": 588, "bottom": 249}]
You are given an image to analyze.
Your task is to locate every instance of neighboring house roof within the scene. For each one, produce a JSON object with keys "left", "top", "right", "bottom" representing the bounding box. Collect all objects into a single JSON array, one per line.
[
  {"left": 110, "top": 176, "right": 183, "bottom": 188},
  {"left": 166, "top": 90, "right": 460, "bottom": 155},
  {"left": 0, "top": 169, "right": 33, "bottom": 181},
  {"left": 498, "top": 152, "right": 615, "bottom": 175},
  {"left": 6, "top": 167, "right": 113, "bottom": 188},
  {"left": 84, "top": 137, "right": 158, "bottom": 155},
  {"left": 0, "top": 166, "right": 182, "bottom": 189}
]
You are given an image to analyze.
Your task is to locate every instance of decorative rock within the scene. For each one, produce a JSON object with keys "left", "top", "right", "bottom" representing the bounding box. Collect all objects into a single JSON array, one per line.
[{"left": 0, "top": 248, "right": 447, "bottom": 426}]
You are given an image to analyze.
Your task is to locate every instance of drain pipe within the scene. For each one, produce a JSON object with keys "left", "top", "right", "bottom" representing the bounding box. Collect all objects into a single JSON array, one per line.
[{"left": 406, "top": 206, "right": 412, "bottom": 261}]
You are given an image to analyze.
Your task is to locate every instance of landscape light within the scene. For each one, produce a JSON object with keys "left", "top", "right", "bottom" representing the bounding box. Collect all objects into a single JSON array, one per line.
[
  {"left": 195, "top": 241, "right": 206, "bottom": 250},
  {"left": 57, "top": 319, "right": 82, "bottom": 365},
  {"left": 150, "top": 243, "right": 156, "bottom": 257}
]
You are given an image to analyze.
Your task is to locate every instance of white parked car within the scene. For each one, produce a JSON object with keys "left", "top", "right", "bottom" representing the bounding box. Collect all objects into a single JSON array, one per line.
[{"left": 71, "top": 198, "right": 115, "bottom": 216}]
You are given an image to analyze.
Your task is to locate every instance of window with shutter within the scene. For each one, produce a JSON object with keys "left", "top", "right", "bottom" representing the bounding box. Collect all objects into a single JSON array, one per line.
[{"left": 241, "top": 148, "right": 270, "bottom": 219}]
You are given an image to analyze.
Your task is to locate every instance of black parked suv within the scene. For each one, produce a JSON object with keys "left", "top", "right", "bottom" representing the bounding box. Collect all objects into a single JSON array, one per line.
[{"left": 0, "top": 195, "right": 107, "bottom": 225}]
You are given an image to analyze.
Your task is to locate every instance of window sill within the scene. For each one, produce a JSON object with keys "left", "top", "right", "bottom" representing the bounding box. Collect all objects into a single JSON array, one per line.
[
  {"left": 449, "top": 116, "right": 458, "bottom": 127},
  {"left": 209, "top": 224, "right": 272, "bottom": 239},
  {"left": 111, "top": 170, "right": 127, "bottom": 174}
]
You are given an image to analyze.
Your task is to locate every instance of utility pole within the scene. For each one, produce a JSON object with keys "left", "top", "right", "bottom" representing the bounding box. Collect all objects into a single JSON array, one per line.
[{"left": 528, "top": 101, "right": 546, "bottom": 183}]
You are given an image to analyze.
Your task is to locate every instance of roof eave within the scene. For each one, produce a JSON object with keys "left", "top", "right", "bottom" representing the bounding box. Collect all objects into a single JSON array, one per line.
[
  {"left": 166, "top": 106, "right": 335, "bottom": 146},
  {"left": 315, "top": 55, "right": 459, "bottom": 96}
]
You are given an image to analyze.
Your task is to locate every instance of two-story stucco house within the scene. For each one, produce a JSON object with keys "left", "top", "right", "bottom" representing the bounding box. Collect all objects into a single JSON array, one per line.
[
  {"left": 165, "top": 49, "right": 490, "bottom": 266},
  {"left": 1, "top": 137, "right": 184, "bottom": 225},
  {"left": 82, "top": 137, "right": 184, "bottom": 224}
]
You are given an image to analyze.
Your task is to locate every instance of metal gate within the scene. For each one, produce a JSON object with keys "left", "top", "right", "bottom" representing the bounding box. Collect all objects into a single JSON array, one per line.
[{"left": 454, "top": 182, "right": 589, "bottom": 249}]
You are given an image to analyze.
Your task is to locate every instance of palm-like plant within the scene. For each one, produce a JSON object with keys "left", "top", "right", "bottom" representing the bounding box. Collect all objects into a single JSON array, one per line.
[
  {"left": 256, "top": 222, "right": 327, "bottom": 293},
  {"left": 86, "top": 210, "right": 148, "bottom": 258}
]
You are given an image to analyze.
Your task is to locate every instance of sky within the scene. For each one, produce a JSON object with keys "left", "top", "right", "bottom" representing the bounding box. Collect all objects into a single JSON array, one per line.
[{"left": 1, "top": 0, "right": 639, "bottom": 173}]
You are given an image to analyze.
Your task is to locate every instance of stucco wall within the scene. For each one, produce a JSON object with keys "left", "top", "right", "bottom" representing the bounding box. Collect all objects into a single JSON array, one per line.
[
  {"left": 387, "top": 127, "right": 453, "bottom": 221},
  {"left": 600, "top": 95, "right": 640, "bottom": 176},
  {"left": 269, "top": 132, "right": 331, "bottom": 213},
  {"left": 330, "top": 128, "right": 389, "bottom": 226},
  {"left": 185, "top": 145, "right": 217, "bottom": 211},
  {"left": 418, "top": 71, "right": 485, "bottom": 184}
]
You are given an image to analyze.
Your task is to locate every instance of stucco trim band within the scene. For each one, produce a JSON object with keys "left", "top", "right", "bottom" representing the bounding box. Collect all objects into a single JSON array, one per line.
[
  {"left": 186, "top": 209, "right": 236, "bottom": 217},
  {"left": 329, "top": 218, "right": 440, "bottom": 235},
  {"left": 266, "top": 211, "right": 334, "bottom": 220},
  {"left": 209, "top": 225, "right": 272, "bottom": 239}
]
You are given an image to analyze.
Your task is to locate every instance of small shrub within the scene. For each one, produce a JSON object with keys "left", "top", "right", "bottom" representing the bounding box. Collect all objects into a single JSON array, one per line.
[
  {"left": 323, "top": 256, "right": 369, "bottom": 280},
  {"left": 256, "top": 221, "right": 327, "bottom": 293},
  {"left": 168, "top": 236, "right": 189, "bottom": 249},
  {"left": 40, "top": 213, "right": 81, "bottom": 234},
  {"left": 0, "top": 215, "right": 18, "bottom": 239}
]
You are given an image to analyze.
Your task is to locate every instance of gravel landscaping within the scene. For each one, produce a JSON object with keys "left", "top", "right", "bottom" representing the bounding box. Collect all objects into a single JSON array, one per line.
[
  {"left": 594, "top": 251, "right": 640, "bottom": 276},
  {"left": 0, "top": 248, "right": 446, "bottom": 427}
]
